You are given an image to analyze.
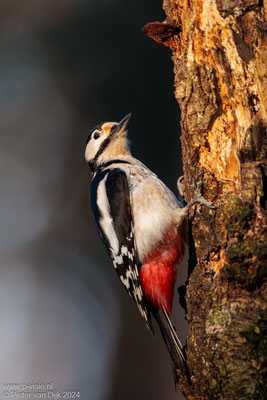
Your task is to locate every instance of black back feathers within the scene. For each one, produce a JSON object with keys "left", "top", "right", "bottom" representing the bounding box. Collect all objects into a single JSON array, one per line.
[{"left": 90, "top": 166, "right": 152, "bottom": 331}]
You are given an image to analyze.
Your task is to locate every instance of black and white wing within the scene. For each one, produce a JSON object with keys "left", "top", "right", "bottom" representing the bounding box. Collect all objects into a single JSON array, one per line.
[{"left": 90, "top": 167, "right": 152, "bottom": 331}]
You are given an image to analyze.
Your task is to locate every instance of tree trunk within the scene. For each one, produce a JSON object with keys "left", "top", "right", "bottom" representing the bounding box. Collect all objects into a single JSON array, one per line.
[{"left": 143, "top": 1, "right": 267, "bottom": 398}]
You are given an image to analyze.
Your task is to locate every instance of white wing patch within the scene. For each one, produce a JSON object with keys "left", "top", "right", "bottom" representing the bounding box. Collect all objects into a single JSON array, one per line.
[
  {"left": 96, "top": 175, "right": 119, "bottom": 254},
  {"left": 92, "top": 167, "right": 152, "bottom": 332}
]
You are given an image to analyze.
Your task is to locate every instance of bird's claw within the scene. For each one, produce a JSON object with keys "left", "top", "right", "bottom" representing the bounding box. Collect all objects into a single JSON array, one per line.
[{"left": 180, "top": 173, "right": 217, "bottom": 213}]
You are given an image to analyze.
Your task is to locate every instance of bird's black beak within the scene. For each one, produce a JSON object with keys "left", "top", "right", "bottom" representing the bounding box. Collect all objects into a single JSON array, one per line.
[{"left": 116, "top": 113, "right": 131, "bottom": 132}]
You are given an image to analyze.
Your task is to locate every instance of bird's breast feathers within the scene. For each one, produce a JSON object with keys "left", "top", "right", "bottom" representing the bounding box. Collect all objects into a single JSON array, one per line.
[
  {"left": 131, "top": 180, "right": 181, "bottom": 260},
  {"left": 92, "top": 157, "right": 184, "bottom": 262},
  {"left": 122, "top": 160, "right": 183, "bottom": 261}
]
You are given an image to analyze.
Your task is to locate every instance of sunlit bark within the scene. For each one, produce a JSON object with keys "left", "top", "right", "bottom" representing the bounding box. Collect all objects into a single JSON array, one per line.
[{"left": 144, "top": 1, "right": 267, "bottom": 398}]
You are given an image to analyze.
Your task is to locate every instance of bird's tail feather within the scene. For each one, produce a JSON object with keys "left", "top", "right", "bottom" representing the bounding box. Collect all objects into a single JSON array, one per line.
[{"left": 153, "top": 308, "right": 186, "bottom": 378}]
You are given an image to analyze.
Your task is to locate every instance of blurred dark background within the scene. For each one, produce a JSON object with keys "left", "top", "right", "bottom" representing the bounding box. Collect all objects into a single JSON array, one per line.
[{"left": 0, "top": 1, "right": 187, "bottom": 399}]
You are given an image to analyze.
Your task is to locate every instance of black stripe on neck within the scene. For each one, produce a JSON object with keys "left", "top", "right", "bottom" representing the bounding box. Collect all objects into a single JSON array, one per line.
[
  {"left": 89, "top": 137, "right": 111, "bottom": 172},
  {"left": 89, "top": 159, "right": 130, "bottom": 173},
  {"left": 89, "top": 124, "right": 122, "bottom": 172}
]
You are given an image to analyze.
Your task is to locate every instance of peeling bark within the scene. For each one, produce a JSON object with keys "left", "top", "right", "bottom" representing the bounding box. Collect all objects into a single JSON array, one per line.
[{"left": 144, "top": 0, "right": 266, "bottom": 398}]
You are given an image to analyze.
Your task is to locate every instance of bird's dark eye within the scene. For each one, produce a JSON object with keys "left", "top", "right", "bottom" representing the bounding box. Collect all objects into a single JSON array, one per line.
[{"left": 93, "top": 132, "right": 100, "bottom": 140}]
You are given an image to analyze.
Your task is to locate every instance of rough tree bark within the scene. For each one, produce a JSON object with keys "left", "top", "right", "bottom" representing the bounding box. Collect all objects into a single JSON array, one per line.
[{"left": 143, "top": 1, "right": 267, "bottom": 399}]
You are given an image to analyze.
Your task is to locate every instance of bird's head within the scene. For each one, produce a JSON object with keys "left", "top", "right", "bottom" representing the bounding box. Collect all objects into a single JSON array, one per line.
[{"left": 85, "top": 113, "right": 131, "bottom": 171}]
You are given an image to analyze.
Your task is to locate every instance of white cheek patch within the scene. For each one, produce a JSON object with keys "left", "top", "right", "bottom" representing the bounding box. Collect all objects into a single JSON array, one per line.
[
  {"left": 85, "top": 141, "right": 96, "bottom": 162},
  {"left": 96, "top": 176, "right": 119, "bottom": 255},
  {"left": 85, "top": 135, "right": 106, "bottom": 163}
]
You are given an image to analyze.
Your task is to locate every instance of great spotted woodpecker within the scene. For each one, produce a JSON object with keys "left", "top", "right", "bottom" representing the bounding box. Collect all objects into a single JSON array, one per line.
[{"left": 85, "top": 113, "right": 215, "bottom": 377}]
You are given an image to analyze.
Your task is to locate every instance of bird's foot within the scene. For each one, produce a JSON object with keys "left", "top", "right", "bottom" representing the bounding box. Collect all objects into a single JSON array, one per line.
[{"left": 178, "top": 173, "right": 216, "bottom": 213}]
